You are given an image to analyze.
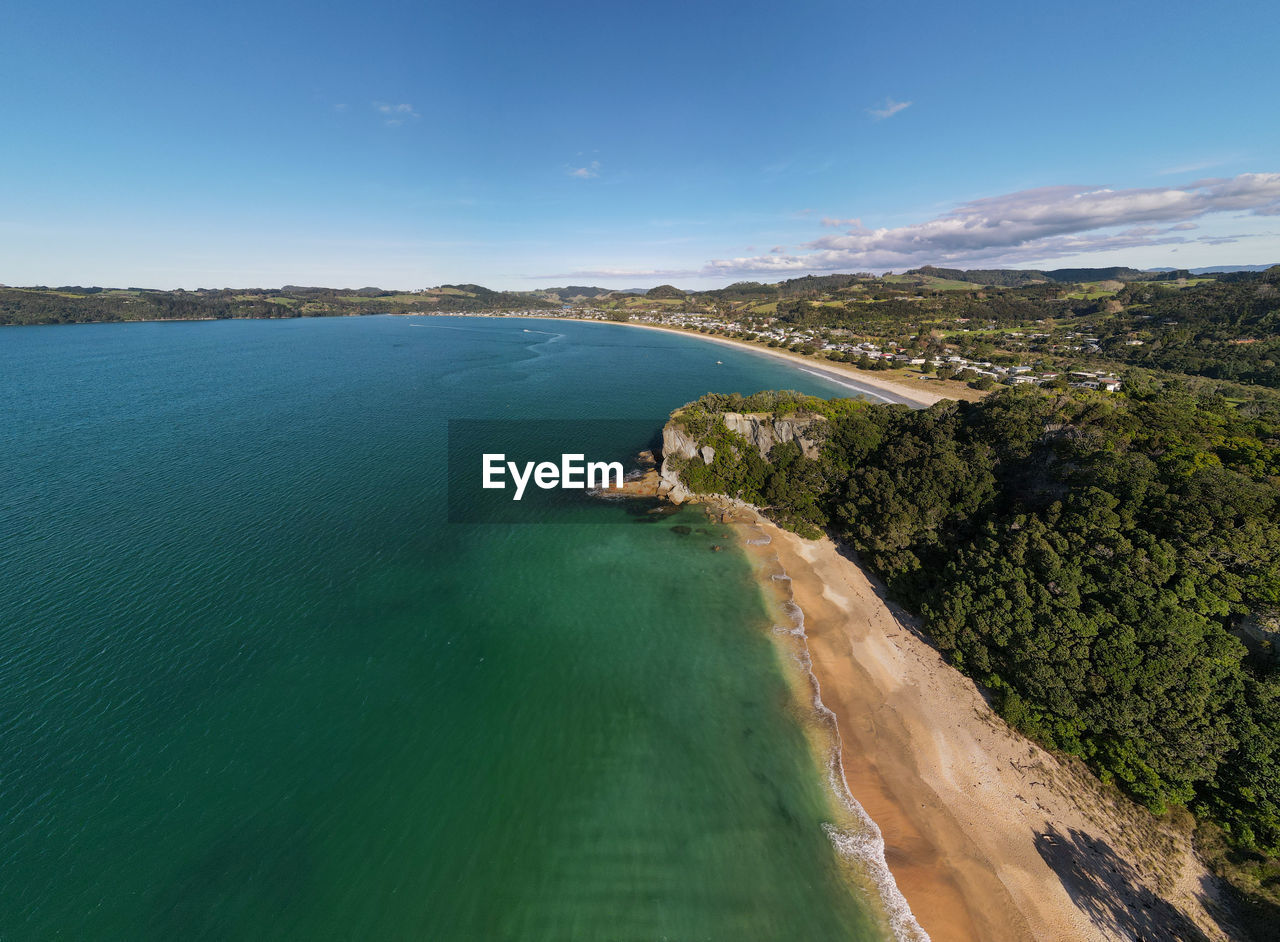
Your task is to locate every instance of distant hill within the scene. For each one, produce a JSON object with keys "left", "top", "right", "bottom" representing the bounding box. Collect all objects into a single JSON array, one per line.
[
  {"left": 1188, "top": 264, "right": 1280, "bottom": 274},
  {"left": 907, "top": 266, "right": 1046, "bottom": 287},
  {"left": 1043, "top": 266, "right": 1151, "bottom": 283},
  {"left": 539, "top": 285, "right": 617, "bottom": 300},
  {"left": 906, "top": 265, "right": 1158, "bottom": 285},
  {"left": 701, "top": 281, "right": 780, "bottom": 301},
  {"left": 9, "top": 263, "right": 1279, "bottom": 328},
  {"left": 776, "top": 273, "right": 864, "bottom": 296},
  {"left": 0, "top": 283, "right": 558, "bottom": 326},
  {"left": 645, "top": 284, "right": 686, "bottom": 299}
]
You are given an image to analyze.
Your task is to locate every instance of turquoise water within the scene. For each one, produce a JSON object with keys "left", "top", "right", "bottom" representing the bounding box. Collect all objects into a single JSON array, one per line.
[{"left": 1, "top": 315, "right": 884, "bottom": 939}]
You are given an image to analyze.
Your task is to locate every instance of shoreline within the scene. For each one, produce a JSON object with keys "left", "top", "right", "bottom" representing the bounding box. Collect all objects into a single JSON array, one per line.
[
  {"left": 534, "top": 317, "right": 950, "bottom": 409},
  {"left": 725, "top": 504, "right": 1235, "bottom": 942},
  {"left": 416, "top": 311, "right": 954, "bottom": 409},
  {"left": 8, "top": 309, "right": 961, "bottom": 410},
  {"left": 726, "top": 505, "right": 933, "bottom": 941}
]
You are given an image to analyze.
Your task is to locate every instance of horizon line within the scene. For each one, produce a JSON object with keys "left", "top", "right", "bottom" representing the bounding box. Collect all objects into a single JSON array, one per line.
[{"left": 4, "top": 260, "right": 1278, "bottom": 295}]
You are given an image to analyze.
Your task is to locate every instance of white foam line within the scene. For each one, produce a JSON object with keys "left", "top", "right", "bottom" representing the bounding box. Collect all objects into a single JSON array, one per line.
[
  {"left": 812, "top": 670, "right": 931, "bottom": 942},
  {"left": 767, "top": 549, "right": 931, "bottom": 942}
]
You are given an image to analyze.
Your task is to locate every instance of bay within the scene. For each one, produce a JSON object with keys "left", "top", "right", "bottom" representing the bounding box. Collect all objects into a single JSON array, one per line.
[{"left": 0, "top": 315, "right": 885, "bottom": 940}]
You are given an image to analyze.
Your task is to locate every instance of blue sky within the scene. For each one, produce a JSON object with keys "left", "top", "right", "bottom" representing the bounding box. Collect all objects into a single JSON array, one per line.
[{"left": 3, "top": 0, "right": 1277, "bottom": 289}]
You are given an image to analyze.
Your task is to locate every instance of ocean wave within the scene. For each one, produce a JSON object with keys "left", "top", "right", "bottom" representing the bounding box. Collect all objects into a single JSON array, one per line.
[{"left": 781, "top": 599, "right": 804, "bottom": 630}]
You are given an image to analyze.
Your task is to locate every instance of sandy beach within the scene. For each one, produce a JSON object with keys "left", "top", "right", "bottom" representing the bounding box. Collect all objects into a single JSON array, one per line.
[{"left": 731, "top": 509, "right": 1237, "bottom": 942}]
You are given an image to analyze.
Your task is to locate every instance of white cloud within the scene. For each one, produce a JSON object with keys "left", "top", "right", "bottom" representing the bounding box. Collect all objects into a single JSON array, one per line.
[
  {"left": 548, "top": 266, "right": 683, "bottom": 279},
  {"left": 568, "top": 161, "right": 601, "bottom": 179},
  {"left": 703, "top": 173, "right": 1280, "bottom": 277},
  {"left": 373, "top": 102, "right": 420, "bottom": 126},
  {"left": 868, "top": 98, "right": 912, "bottom": 120},
  {"left": 1158, "top": 157, "right": 1236, "bottom": 175}
]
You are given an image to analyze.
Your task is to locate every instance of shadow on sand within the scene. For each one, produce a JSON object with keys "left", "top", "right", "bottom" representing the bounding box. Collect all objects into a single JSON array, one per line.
[{"left": 1035, "top": 825, "right": 1215, "bottom": 942}]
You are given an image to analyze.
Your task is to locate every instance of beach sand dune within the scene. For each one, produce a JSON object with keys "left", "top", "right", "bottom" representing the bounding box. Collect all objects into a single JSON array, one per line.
[{"left": 739, "top": 512, "right": 1237, "bottom": 942}]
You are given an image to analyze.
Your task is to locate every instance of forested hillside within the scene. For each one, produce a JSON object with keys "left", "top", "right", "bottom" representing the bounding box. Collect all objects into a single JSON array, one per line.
[
  {"left": 0, "top": 284, "right": 555, "bottom": 325},
  {"left": 1105, "top": 277, "right": 1280, "bottom": 385},
  {"left": 669, "top": 385, "right": 1280, "bottom": 917}
]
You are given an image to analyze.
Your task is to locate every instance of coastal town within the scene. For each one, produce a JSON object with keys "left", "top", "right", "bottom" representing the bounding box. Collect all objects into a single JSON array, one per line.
[{"left": 442, "top": 306, "right": 1125, "bottom": 393}]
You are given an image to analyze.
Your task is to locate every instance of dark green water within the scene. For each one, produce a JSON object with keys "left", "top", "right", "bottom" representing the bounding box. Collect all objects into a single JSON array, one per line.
[{"left": 1, "top": 316, "right": 887, "bottom": 939}]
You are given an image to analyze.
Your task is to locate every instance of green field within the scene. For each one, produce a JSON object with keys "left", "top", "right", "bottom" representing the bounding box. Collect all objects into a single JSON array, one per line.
[{"left": 883, "top": 274, "right": 983, "bottom": 291}]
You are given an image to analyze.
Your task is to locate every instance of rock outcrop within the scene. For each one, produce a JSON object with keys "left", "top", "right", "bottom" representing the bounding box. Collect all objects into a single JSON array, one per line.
[
  {"left": 721, "top": 413, "right": 826, "bottom": 459},
  {"left": 657, "top": 411, "right": 827, "bottom": 503},
  {"left": 658, "top": 422, "right": 700, "bottom": 503}
]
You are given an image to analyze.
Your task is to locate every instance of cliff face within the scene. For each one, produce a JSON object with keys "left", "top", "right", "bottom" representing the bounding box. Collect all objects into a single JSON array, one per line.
[
  {"left": 657, "top": 412, "right": 826, "bottom": 503},
  {"left": 657, "top": 423, "right": 700, "bottom": 503},
  {"left": 721, "top": 413, "right": 825, "bottom": 460}
]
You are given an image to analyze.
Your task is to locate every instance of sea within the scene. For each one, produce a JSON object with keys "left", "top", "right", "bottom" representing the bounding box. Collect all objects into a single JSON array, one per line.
[{"left": 1, "top": 315, "right": 897, "bottom": 940}]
